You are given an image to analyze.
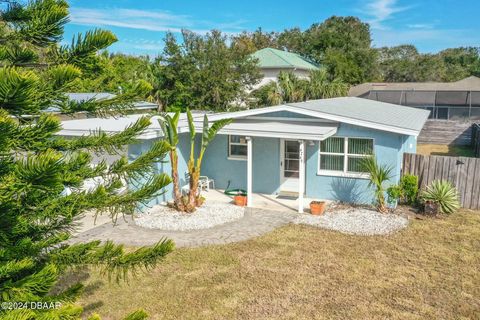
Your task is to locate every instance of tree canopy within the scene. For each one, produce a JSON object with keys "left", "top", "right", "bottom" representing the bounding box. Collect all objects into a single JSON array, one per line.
[
  {"left": 69, "top": 15, "right": 480, "bottom": 111},
  {"left": 152, "top": 30, "right": 261, "bottom": 111},
  {"left": 0, "top": 1, "right": 173, "bottom": 318}
]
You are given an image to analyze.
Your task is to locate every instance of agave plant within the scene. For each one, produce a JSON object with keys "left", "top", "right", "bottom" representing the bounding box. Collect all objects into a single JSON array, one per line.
[
  {"left": 361, "top": 156, "right": 393, "bottom": 213},
  {"left": 420, "top": 180, "right": 460, "bottom": 214}
]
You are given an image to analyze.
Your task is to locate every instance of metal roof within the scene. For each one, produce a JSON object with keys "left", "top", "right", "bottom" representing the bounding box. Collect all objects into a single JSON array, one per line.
[
  {"left": 349, "top": 76, "right": 480, "bottom": 97},
  {"left": 45, "top": 92, "right": 157, "bottom": 113},
  {"left": 66, "top": 92, "right": 117, "bottom": 102},
  {"left": 251, "top": 48, "right": 319, "bottom": 71},
  {"left": 59, "top": 97, "right": 429, "bottom": 139},
  {"left": 286, "top": 97, "right": 430, "bottom": 135}
]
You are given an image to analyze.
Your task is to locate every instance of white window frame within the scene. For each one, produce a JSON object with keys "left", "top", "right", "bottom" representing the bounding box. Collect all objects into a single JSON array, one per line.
[
  {"left": 228, "top": 135, "right": 248, "bottom": 161},
  {"left": 317, "top": 137, "right": 374, "bottom": 179}
]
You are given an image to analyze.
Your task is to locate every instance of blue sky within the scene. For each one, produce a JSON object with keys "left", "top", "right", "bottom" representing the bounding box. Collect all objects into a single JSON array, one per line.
[{"left": 65, "top": 0, "right": 480, "bottom": 55}]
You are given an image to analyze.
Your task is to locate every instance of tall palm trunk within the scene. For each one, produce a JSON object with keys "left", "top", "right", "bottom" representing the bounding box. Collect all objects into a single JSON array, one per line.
[
  {"left": 187, "top": 167, "right": 200, "bottom": 211},
  {"left": 169, "top": 150, "right": 185, "bottom": 211}
]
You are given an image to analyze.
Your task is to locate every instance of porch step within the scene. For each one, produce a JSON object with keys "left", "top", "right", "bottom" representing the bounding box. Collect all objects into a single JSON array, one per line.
[{"left": 277, "top": 191, "right": 299, "bottom": 199}]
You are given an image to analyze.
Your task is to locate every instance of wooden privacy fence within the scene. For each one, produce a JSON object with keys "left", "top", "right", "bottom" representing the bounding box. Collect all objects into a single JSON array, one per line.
[
  {"left": 402, "top": 153, "right": 480, "bottom": 210},
  {"left": 473, "top": 123, "right": 480, "bottom": 157}
]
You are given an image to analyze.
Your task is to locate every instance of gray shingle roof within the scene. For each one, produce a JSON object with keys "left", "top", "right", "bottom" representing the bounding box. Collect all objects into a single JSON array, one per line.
[{"left": 287, "top": 97, "right": 430, "bottom": 134}]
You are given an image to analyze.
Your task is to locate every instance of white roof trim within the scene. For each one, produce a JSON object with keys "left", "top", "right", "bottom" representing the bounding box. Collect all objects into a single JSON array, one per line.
[{"left": 217, "top": 127, "right": 337, "bottom": 141}]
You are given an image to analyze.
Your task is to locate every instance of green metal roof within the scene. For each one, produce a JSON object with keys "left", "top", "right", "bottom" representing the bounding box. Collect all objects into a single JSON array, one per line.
[{"left": 251, "top": 48, "right": 319, "bottom": 70}]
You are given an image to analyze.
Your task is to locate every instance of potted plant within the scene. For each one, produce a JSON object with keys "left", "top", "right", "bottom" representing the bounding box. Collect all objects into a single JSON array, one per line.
[
  {"left": 231, "top": 190, "right": 248, "bottom": 206},
  {"left": 310, "top": 201, "right": 326, "bottom": 215},
  {"left": 234, "top": 195, "right": 247, "bottom": 206}
]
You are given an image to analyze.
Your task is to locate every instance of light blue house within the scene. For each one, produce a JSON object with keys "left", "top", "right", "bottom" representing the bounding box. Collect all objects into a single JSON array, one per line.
[{"left": 59, "top": 97, "right": 430, "bottom": 213}]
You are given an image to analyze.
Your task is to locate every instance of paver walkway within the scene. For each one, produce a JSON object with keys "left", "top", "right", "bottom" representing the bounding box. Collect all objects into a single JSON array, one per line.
[{"left": 71, "top": 208, "right": 297, "bottom": 247}]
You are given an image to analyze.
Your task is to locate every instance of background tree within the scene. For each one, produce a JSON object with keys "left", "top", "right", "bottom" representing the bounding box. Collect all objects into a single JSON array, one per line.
[
  {"left": 303, "top": 16, "right": 378, "bottom": 84},
  {"left": 153, "top": 30, "right": 261, "bottom": 111},
  {"left": 72, "top": 53, "right": 154, "bottom": 100},
  {"left": 377, "top": 45, "right": 420, "bottom": 82},
  {"left": 376, "top": 45, "right": 480, "bottom": 82},
  {"left": 232, "top": 27, "right": 279, "bottom": 54},
  {"left": 0, "top": 1, "right": 173, "bottom": 319},
  {"left": 439, "top": 47, "right": 480, "bottom": 81}
]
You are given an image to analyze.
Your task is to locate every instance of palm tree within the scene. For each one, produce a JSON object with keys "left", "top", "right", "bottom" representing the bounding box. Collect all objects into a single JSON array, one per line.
[
  {"left": 277, "top": 71, "right": 295, "bottom": 102},
  {"left": 252, "top": 69, "right": 349, "bottom": 107},
  {"left": 159, "top": 112, "right": 185, "bottom": 211},
  {"left": 361, "top": 156, "right": 394, "bottom": 213},
  {"left": 185, "top": 109, "right": 232, "bottom": 210},
  {"left": 308, "top": 69, "right": 349, "bottom": 99}
]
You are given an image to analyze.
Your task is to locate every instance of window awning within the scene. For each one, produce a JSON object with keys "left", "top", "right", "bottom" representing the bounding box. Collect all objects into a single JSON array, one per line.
[{"left": 186, "top": 119, "right": 339, "bottom": 141}]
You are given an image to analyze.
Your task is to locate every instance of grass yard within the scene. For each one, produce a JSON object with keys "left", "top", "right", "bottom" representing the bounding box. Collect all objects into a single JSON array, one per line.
[
  {"left": 62, "top": 210, "right": 480, "bottom": 319},
  {"left": 417, "top": 144, "right": 475, "bottom": 157}
]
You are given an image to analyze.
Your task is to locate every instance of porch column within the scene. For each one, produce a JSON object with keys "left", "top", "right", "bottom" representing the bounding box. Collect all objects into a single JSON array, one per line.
[
  {"left": 246, "top": 137, "right": 253, "bottom": 207},
  {"left": 298, "top": 140, "right": 306, "bottom": 213}
]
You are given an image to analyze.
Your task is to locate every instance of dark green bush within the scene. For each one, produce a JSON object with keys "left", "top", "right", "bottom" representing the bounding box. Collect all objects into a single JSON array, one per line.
[{"left": 400, "top": 174, "right": 418, "bottom": 205}]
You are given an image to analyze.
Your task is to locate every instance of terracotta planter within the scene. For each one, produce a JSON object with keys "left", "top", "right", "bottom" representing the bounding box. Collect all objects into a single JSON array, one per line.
[
  {"left": 310, "top": 201, "right": 326, "bottom": 215},
  {"left": 234, "top": 195, "right": 247, "bottom": 206}
]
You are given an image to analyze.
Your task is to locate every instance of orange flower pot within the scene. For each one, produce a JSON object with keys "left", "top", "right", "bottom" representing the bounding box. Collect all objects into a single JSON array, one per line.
[
  {"left": 234, "top": 195, "right": 247, "bottom": 206},
  {"left": 310, "top": 201, "right": 326, "bottom": 215}
]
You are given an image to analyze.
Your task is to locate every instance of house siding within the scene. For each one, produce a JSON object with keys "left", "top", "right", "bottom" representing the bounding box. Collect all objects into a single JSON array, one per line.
[
  {"left": 201, "top": 135, "right": 281, "bottom": 194},
  {"left": 128, "top": 123, "right": 416, "bottom": 206},
  {"left": 305, "top": 123, "right": 409, "bottom": 204},
  {"left": 128, "top": 133, "right": 191, "bottom": 208}
]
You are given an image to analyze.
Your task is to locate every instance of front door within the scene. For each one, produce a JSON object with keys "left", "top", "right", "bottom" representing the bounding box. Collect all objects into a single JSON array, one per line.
[{"left": 280, "top": 139, "right": 300, "bottom": 193}]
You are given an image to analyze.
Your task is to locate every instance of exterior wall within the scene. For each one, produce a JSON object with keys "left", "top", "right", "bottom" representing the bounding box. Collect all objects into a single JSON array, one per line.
[
  {"left": 127, "top": 123, "right": 417, "bottom": 206},
  {"left": 304, "top": 124, "right": 410, "bottom": 204},
  {"left": 254, "top": 68, "right": 311, "bottom": 89},
  {"left": 201, "top": 135, "right": 280, "bottom": 194},
  {"left": 128, "top": 133, "right": 190, "bottom": 208},
  {"left": 201, "top": 123, "right": 412, "bottom": 205}
]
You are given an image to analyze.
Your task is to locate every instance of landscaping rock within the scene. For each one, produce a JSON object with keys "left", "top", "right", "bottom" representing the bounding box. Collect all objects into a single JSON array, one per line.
[
  {"left": 134, "top": 202, "right": 245, "bottom": 231},
  {"left": 294, "top": 208, "right": 409, "bottom": 235}
]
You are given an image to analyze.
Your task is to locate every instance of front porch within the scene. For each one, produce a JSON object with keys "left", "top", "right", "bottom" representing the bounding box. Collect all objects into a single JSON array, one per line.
[
  {"left": 202, "top": 189, "right": 317, "bottom": 213},
  {"left": 198, "top": 116, "right": 339, "bottom": 213}
]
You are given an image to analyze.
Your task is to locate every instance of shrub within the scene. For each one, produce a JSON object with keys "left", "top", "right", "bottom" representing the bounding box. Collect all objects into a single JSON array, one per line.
[
  {"left": 400, "top": 175, "right": 419, "bottom": 205},
  {"left": 420, "top": 180, "right": 460, "bottom": 214},
  {"left": 387, "top": 185, "right": 403, "bottom": 206},
  {"left": 361, "top": 156, "right": 393, "bottom": 213}
]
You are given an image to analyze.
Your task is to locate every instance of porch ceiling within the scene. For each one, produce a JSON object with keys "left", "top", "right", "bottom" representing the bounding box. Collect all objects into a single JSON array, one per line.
[{"left": 191, "top": 118, "right": 339, "bottom": 141}]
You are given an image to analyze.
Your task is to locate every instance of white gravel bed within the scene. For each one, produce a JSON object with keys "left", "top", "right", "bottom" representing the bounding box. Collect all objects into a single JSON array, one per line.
[
  {"left": 134, "top": 202, "right": 245, "bottom": 231},
  {"left": 294, "top": 208, "right": 408, "bottom": 235}
]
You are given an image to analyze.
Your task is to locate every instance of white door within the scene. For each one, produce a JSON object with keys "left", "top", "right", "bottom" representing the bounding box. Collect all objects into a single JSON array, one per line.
[{"left": 280, "top": 139, "right": 301, "bottom": 193}]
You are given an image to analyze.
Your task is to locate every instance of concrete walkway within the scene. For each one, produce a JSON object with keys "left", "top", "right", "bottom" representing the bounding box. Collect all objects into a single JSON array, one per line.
[{"left": 71, "top": 208, "right": 297, "bottom": 248}]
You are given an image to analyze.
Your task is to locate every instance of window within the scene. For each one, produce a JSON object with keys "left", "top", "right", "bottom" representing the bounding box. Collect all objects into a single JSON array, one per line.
[
  {"left": 228, "top": 135, "right": 248, "bottom": 160},
  {"left": 318, "top": 137, "right": 373, "bottom": 177}
]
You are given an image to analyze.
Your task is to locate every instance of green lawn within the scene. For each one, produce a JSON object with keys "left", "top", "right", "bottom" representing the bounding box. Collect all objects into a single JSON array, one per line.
[
  {"left": 417, "top": 144, "right": 476, "bottom": 157},
  {"left": 59, "top": 210, "right": 480, "bottom": 319}
]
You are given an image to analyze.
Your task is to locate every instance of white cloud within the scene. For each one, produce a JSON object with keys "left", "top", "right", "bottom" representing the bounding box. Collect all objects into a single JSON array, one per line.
[
  {"left": 407, "top": 23, "right": 434, "bottom": 29},
  {"left": 69, "top": 7, "right": 246, "bottom": 35},
  {"left": 362, "top": 0, "right": 412, "bottom": 29}
]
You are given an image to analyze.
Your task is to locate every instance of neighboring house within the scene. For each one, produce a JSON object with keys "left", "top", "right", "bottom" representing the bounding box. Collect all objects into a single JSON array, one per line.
[
  {"left": 349, "top": 76, "right": 480, "bottom": 122},
  {"left": 59, "top": 97, "right": 429, "bottom": 213},
  {"left": 47, "top": 92, "right": 158, "bottom": 121},
  {"left": 251, "top": 48, "right": 319, "bottom": 89}
]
